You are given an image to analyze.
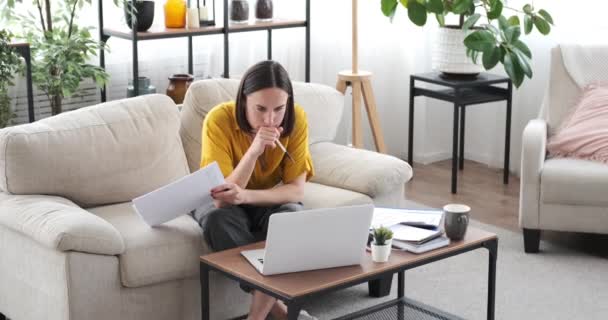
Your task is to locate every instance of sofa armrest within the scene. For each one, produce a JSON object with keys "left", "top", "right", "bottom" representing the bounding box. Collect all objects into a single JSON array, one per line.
[
  {"left": 519, "top": 119, "right": 548, "bottom": 229},
  {"left": 0, "top": 193, "right": 125, "bottom": 255},
  {"left": 310, "top": 142, "right": 413, "bottom": 198}
]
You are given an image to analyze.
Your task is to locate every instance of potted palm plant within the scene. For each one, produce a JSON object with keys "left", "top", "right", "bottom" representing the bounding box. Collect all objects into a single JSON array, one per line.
[
  {"left": 380, "top": 0, "right": 554, "bottom": 87},
  {"left": 0, "top": 30, "right": 22, "bottom": 128},
  {"left": 371, "top": 226, "right": 394, "bottom": 262}
]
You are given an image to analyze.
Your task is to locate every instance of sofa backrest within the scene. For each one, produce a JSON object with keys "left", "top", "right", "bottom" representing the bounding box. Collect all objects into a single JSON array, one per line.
[
  {"left": 540, "top": 46, "right": 582, "bottom": 133},
  {"left": 180, "top": 78, "right": 345, "bottom": 173},
  {"left": 0, "top": 94, "right": 189, "bottom": 208}
]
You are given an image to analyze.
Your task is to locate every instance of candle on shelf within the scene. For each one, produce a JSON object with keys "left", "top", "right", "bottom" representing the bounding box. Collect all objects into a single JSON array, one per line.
[
  {"left": 187, "top": 7, "right": 200, "bottom": 28},
  {"left": 199, "top": 6, "right": 209, "bottom": 21}
]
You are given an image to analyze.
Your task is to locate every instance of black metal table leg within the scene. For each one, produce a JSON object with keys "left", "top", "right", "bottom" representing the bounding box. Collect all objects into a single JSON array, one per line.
[
  {"left": 408, "top": 77, "right": 415, "bottom": 167},
  {"left": 287, "top": 302, "right": 301, "bottom": 320},
  {"left": 504, "top": 81, "right": 513, "bottom": 184},
  {"left": 305, "top": 0, "right": 310, "bottom": 82},
  {"left": 459, "top": 105, "right": 466, "bottom": 171},
  {"left": 451, "top": 103, "right": 460, "bottom": 194},
  {"left": 368, "top": 274, "right": 393, "bottom": 297},
  {"left": 483, "top": 239, "right": 498, "bottom": 320},
  {"left": 267, "top": 29, "right": 272, "bottom": 60},
  {"left": 398, "top": 271, "right": 404, "bottom": 298},
  {"left": 200, "top": 263, "right": 210, "bottom": 320}
]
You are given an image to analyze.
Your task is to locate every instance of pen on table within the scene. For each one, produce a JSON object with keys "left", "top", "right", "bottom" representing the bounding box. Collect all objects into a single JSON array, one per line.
[{"left": 275, "top": 139, "right": 295, "bottom": 163}]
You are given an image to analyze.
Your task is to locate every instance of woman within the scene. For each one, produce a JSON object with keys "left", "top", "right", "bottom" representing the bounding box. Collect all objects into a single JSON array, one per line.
[{"left": 191, "top": 60, "right": 316, "bottom": 320}]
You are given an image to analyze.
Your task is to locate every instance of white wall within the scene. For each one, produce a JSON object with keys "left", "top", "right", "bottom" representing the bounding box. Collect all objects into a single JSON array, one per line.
[{"left": 7, "top": 0, "right": 608, "bottom": 177}]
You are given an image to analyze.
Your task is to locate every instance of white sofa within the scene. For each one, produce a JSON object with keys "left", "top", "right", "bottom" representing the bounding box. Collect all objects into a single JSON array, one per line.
[
  {"left": 519, "top": 46, "right": 608, "bottom": 253},
  {"left": 0, "top": 79, "right": 412, "bottom": 320}
]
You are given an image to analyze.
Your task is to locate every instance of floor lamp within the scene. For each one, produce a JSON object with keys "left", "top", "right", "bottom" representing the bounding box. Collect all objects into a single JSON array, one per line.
[{"left": 336, "top": 0, "right": 386, "bottom": 153}]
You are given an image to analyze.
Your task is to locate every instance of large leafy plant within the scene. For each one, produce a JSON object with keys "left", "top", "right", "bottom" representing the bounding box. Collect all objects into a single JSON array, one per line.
[
  {"left": 0, "top": 30, "right": 23, "bottom": 128},
  {"left": 1, "top": 0, "right": 109, "bottom": 115},
  {"left": 380, "top": 0, "right": 554, "bottom": 87}
]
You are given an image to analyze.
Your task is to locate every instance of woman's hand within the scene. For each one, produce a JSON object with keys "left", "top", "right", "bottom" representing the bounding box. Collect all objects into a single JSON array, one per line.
[
  {"left": 210, "top": 183, "right": 248, "bottom": 206},
  {"left": 248, "top": 126, "right": 283, "bottom": 157}
]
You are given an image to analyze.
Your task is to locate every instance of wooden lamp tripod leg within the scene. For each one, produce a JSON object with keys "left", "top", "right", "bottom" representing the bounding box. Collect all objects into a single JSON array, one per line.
[{"left": 361, "top": 78, "right": 387, "bottom": 153}]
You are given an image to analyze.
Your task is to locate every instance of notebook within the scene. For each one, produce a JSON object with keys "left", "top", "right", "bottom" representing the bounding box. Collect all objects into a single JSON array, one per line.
[
  {"left": 392, "top": 236, "right": 450, "bottom": 254},
  {"left": 371, "top": 207, "right": 444, "bottom": 230}
]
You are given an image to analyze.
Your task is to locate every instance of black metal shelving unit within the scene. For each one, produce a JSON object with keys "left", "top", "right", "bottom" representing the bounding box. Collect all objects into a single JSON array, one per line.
[{"left": 98, "top": 0, "right": 311, "bottom": 101}]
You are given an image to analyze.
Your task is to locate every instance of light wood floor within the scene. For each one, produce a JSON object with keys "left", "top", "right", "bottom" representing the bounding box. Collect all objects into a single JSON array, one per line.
[
  {"left": 405, "top": 159, "right": 520, "bottom": 232},
  {"left": 405, "top": 159, "right": 608, "bottom": 256}
]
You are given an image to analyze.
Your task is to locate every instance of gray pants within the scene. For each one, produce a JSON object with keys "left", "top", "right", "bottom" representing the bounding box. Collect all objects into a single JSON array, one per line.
[{"left": 191, "top": 202, "right": 303, "bottom": 252}]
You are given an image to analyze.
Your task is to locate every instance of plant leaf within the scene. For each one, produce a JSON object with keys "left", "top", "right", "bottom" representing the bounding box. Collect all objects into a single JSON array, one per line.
[
  {"left": 408, "top": 0, "right": 427, "bottom": 26},
  {"left": 426, "top": 0, "right": 444, "bottom": 14},
  {"left": 381, "top": 0, "right": 399, "bottom": 18},
  {"left": 538, "top": 9, "right": 554, "bottom": 25},
  {"left": 504, "top": 51, "right": 524, "bottom": 88},
  {"left": 533, "top": 16, "right": 551, "bottom": 35},
  {"left": 462, "top": 13, "right": 480, "bottom": 33},
  {"left": 452, "top": 0, "right": 472, "bottom": 14},
  {"left": 498, "top": 16, "right": 509, "bottom": 30},
  {"left": 507, "top": 15, "right": 520, "bottom": 27},
  {"left": 524, "top": 14, "right": 533, "bottom": 34},
  {"left": 487, "top": 0, "right": 503, "bottom": 20},
  {"left": 482, "top": 46, "right": 501, "bottom": 70},
  {"left": 513, "top": 47, "right": 533, "bottom": 78},
  {"left": 435, "top": 12, "right": 445, "bottom": 27},
  {"left": 504, "top": 25, "right": 521, "bottom": 44},
  {"left": 463, "top": 29, "right": 496, "bottom": 52},
  {"left": 513, "top": 40, "right": 532, "bottom": 59},
  {"left": 523, "top": 4, "right": 534, "bottom": 14}
]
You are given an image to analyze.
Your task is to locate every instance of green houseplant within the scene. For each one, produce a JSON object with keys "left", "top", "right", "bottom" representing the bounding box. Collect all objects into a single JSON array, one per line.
[
  {"left": 0, "top": 30, "right": 23, "bottom": 128},
  {"left": 371, "top": 226, "right": 394, "bottom": 262},
  {"left": 1, "top": 0, "right": 109, "bottom": 115},
  {"left": 380, "top": 0, "right": 554, "bottom": 87}
]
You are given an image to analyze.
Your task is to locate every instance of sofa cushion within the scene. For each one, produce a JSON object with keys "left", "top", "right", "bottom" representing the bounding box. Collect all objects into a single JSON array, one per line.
[
  {"left": 541, "top": 158, "right": 608, "bottom": 206},
  {"left": 87, "top": 202, "right": 207, "bottom": 288},
  {"left": 180, "top": 78, "right": 344, "bottom": 172},
  {"left": 302, "top": 182, "right": 373, "bottom": 209},
  {"left": 0, "top": 94, "right": 190, "bottom": 208}
]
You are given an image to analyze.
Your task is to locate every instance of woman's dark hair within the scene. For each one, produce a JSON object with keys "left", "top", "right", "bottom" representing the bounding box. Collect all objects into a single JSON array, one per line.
[{"left": 235, "top": 60, "right": 295, "bottom": 137}]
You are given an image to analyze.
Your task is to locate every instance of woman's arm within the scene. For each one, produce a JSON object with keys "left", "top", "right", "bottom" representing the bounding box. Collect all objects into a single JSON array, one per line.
[{"left": 211, "top": 173, "right": 306, "bottom": 207}]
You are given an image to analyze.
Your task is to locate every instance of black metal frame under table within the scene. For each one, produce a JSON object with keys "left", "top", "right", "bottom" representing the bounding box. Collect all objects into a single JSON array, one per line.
[
  {"left": 408, "top": 72, "right": 512, "bottom": 194},
  {"left": 97, "top": 0, "right": 311, "bottom": 102},
  {"left": 200, "top": 237, "right": 498, "bottom": 320}
]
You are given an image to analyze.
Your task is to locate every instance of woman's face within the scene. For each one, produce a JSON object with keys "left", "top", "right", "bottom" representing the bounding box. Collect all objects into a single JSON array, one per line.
[{"left": 245, "top": 87, "right": 289, "bottom": 132}]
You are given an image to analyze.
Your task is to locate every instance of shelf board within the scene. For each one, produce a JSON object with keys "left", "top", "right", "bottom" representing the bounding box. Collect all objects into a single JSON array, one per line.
[{"left": 103, "top": 18, "right": 307, "bottom": 41}]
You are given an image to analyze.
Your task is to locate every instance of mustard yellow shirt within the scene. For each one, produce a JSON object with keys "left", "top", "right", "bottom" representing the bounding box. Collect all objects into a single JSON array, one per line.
[{"left": 200, "top": 101, "right": 314, "bottom": 190}]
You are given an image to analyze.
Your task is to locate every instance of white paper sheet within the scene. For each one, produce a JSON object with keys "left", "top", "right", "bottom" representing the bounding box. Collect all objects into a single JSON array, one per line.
[
  {"left": 371, "top": 207, "right": 443, "bottom": 229},
  {"left": 132, "top": 162, "right": 225, "bottom": 226}
]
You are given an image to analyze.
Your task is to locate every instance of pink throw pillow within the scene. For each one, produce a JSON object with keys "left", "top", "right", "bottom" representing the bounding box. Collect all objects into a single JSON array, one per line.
[{"left": 547, "top": 83, "right": 608, "bottom": 164}]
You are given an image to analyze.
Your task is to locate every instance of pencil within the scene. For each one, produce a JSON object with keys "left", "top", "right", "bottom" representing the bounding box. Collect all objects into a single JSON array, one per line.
[{"left": 275, "top": 140, "right": 295, "bottom": 163}]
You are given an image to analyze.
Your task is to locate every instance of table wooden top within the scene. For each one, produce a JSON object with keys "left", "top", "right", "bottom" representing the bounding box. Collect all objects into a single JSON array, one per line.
[{"left": 200, "top": 227, "right": 497, "bottom": 299}]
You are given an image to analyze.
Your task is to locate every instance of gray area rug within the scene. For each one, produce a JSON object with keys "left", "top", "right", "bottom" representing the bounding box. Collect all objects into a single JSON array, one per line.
[{"left": 303, "top": 220, "right": 608, "bottom": 320}]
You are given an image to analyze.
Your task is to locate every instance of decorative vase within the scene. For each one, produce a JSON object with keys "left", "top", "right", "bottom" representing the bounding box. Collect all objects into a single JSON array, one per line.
[
  {"left": 433, "top": 26, "right": 484, "bottom": 79},
  {"left": 164, "top": 0, "right": 187, "bottom": 28},
  {"left": 166, "top": 74, "right": 193, "bottom": 104},
  {"left": 125, "top": 0, "right": 155, "bottom": 32},
  {"left": 255, "top": 0, "right": 273, "bottom": 21},
  {"left": 371, "top": 239, "right": 392, "bottom": 263},
  {"left": 230, "top": 0, "right": 249, "bottom": 24},
  {"left": 127, "top": 76, "right": 157, "bottom": 97}
]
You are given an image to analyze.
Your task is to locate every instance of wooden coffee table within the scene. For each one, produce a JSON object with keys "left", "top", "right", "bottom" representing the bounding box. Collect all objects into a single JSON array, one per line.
[{"left": 199, "top": 227, "right": 498, "bottom": 320}]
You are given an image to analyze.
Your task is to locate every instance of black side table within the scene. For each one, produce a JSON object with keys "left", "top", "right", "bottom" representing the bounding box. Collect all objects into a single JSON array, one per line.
[
  {"left": 408, "top": 72, "right": 512, "bottom": 194},
  {"left": 10, "top": 43, "right": 35, "bottom": 123}
]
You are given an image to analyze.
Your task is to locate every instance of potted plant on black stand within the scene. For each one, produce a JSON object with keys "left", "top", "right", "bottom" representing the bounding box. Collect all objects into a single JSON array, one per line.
[
  {"left": 380, "top": 0, "right": 554, "bottom": 87},
  {"left": 1, "top": 0, "right": 109, "bottom": 116}
]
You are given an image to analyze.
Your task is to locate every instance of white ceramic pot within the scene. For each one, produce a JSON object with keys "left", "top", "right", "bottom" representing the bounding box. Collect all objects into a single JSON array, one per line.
[
  {"left": 371, "top": 239, "right": 392, "bottom": 263},
  {"left": 433, "top": 27, "right": 484, "bottom": 75}
]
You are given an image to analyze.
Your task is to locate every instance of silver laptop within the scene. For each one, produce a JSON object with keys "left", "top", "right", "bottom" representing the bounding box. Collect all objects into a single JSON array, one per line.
[{"left": 241, "top": 204, "right": 374, "bottom": 276}]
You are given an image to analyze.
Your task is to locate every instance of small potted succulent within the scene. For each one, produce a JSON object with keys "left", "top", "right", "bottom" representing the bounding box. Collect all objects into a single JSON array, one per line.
[{"left": 371, "top": 226, "right": 394, "bottom": 263}]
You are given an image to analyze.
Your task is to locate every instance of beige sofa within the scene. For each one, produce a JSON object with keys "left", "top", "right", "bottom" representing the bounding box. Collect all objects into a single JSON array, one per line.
[
  {"left": 0, "top": 79, "right": 412, "bottom": 320},
  {"left": 519, "top": 45, "right": 608, "bottom": 252}
]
